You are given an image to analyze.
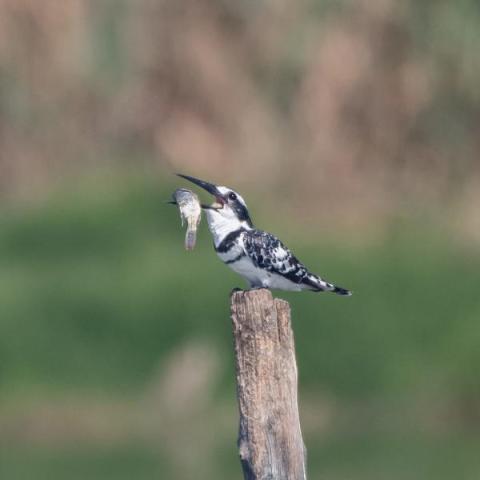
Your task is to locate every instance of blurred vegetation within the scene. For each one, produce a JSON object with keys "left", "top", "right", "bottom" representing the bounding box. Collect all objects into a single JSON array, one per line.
[
  {"left": 0, "top": 176, "right": 479, "bottom": 479},
  {"left": 1, "top": 0, "right": 480, "bottom": 478},
  {"left": 1, "top": 0, "right": 480, "bottom": 225},
  {"left": 0, "top": 176, "right": 479, "bottom": 400}
]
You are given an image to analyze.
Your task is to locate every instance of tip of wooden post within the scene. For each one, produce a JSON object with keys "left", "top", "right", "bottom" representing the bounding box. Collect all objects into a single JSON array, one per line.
[
  {"left": 230, "top": 288, "right": 273, "bottom": 303},
  {"left": 230, "top": 286, "right": 304, "bottom": 479},
  {"left": 274, "top": 297, "right": 290, "bottom": 309}
]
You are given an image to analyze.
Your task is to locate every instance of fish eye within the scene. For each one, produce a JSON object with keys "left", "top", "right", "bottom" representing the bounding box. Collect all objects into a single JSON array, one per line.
[{"left": 228, "top": 192, "right": 237, "bottom": 201}]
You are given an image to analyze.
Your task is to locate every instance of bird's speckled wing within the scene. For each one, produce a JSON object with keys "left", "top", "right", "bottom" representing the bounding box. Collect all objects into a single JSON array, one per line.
[{"left": 243, "top": 229, "right": 310, "bottom": 285}]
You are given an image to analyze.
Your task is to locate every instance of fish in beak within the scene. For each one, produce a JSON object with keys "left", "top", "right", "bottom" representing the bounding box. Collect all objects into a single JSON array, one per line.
[{"left": 176, "top": 174, "right": 225, "bottom": 210}]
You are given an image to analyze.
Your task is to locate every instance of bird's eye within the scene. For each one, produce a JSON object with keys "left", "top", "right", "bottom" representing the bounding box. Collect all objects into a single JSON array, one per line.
[{"left": 229, "top": 192, "right": 237, "bottom": 201}]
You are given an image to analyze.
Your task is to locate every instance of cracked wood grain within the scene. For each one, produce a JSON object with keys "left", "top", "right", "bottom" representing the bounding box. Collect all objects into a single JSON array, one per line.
[{"left": 231, "top": 289, "right": 307, "bottom": 480}]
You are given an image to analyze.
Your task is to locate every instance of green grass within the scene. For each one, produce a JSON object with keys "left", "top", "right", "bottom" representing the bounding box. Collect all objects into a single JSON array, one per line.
[
  {"left": 2, "top": 432, "right": 480, "bottom": 480},
  {"left": 308, "top": 430, "right": 480, "bottom": 480},
  {"left": 0, "top": 444, "right": 169, "bottom": 480},
  {"left": 0, "top": 175, "right": 479, "bottom": 400},
  {"left": 0, "top": 175, "right": 479, "bottom": 479}
]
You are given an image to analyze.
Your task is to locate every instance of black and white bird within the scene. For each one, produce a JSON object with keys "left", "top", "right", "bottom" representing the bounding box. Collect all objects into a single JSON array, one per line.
[{"left": 177, "top": 174, "right": 352, "bottom": 295}]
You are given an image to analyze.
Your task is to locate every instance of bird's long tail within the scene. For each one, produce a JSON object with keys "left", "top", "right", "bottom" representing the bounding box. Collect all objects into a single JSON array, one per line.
[
  {"left": 306, "top": 274, "right": 352, "bottom": 296},
  {"left": 331, "top": 285, "right": 352, "bottom": 296}
]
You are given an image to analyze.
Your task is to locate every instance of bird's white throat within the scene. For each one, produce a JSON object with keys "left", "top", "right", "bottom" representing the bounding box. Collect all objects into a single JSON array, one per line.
[{"left": 205, "top": 209, "right": 250, "bottom": 247}]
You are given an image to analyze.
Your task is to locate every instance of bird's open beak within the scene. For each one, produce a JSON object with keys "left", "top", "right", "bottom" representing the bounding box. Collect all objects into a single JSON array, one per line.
[{"left": 176, "top": 174, "right": 225, "bottom": 210}]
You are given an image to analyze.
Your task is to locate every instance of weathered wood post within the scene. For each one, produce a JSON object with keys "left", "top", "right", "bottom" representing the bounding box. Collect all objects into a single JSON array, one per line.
[{"left": 230, "top": 288, "right": 307, "bottom": 480}]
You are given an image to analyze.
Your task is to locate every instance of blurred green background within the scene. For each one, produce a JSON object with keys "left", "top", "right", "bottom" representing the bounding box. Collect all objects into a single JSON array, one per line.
[{"left": 1, "top": 1, "right": 480, "bottom": 479}]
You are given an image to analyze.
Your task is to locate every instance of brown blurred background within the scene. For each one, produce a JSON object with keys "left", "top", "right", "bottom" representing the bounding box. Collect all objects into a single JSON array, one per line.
[
  {"left": 2, "top": 0, "right": 479, "bottom": 225},
  {"left": 1, "top": 1, "right": 480, "bottom": 479}
]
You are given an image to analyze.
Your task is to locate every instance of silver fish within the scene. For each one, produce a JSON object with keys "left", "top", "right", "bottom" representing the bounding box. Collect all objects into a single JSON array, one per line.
[{"left": 170, "top": 188, "right": 202, "bottom": 250}]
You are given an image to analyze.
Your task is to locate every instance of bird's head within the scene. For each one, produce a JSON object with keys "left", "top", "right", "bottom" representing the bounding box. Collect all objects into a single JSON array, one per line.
[{"left": 177, "top": 174, "right": 253, "bottom": 235}]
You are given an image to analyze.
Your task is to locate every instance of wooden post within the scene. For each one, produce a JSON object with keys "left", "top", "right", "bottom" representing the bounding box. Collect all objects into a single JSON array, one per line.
[{"left": 230, "top": 289, "right": 307, "bottom": 480}]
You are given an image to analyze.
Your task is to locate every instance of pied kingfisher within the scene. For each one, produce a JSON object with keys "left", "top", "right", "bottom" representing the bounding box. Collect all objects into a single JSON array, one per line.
[{"left": 177, "top": 174, "right": 352, "bottom": 295}]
